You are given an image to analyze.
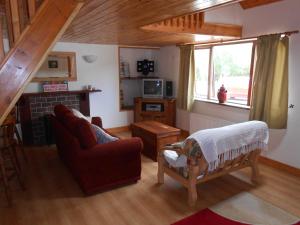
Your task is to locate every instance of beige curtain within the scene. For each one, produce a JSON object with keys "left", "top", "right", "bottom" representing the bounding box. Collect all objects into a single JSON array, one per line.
[
  {"left": 177, "top": 45, "right": 195, "bottom": 111},
  {"left": 249, "top": 34, "right": 289, "bottom": 129}
]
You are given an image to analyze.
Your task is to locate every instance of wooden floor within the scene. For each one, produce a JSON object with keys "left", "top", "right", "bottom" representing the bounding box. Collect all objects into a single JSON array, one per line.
[{"left": 0, "top": 145, "right": 300, "bottom": 225}]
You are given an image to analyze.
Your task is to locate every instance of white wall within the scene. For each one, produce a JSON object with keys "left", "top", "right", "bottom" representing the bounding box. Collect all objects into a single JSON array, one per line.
[
  {"left": 160, "top": 0, "right": 300, "bottom": 168},
  {"left": 25, "top": 43, "right": 133, "bottom": 129},
  {"left": 158, "top": 46, "right": 191, "bottom": 131}
]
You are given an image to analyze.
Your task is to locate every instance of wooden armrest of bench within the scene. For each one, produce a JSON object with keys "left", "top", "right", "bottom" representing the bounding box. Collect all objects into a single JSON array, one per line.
[{"left": 162, "top": 144, "right": 188, "bottom": 155}]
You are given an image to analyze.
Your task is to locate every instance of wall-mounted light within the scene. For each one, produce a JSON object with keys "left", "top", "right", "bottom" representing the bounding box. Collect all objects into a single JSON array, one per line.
[{"left": 82, "top": 55, "right": 98, "bottom": 63}]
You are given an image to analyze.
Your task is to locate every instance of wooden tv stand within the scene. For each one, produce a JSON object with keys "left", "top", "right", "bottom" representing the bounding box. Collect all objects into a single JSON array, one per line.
[{"left": 134, "top": 97, "right": 176, "bottom": 126}]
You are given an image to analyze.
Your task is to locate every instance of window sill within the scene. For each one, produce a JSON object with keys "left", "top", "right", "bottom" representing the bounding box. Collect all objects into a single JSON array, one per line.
[{"left": 194, "top": 99, "right": 250, "bottom": 110}]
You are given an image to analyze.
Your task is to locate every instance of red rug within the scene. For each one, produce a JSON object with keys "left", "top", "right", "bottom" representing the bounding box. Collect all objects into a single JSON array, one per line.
[{"left": 172, "top": 209, "right": 300, "bottom": 225}]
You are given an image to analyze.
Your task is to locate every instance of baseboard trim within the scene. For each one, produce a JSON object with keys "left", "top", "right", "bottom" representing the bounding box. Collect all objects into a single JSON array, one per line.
[
  {"left": 106, "top": 126, "right": 130, "bottom": 133},
  {"left": 259, "top": 156, "right": 300, "bottom": 177}
]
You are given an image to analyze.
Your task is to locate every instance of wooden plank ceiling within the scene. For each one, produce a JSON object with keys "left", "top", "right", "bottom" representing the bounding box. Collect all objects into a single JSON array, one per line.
[
  {"left": 61, "top": 0, "right": 243, "bottom": 46},
  {"left": 61, "top": 0, "right": 283, "bottom": 46}
]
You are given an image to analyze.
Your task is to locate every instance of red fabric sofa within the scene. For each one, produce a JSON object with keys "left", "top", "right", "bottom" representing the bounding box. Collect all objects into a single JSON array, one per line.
[{"left": 51, "top": 104, "right": 142, "bottom": 194}]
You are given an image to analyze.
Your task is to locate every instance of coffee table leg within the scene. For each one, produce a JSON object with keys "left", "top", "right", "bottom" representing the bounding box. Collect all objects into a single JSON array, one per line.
[{"left": 157, "top": 150, "right": 164, "bottom": 184}]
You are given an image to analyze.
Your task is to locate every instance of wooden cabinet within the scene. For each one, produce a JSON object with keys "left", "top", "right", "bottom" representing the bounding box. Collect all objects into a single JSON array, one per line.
[
  {"left": 134, "top": 97, "right": 176, "bottom": 126},
  {"left": 131, "top": 121, "right": 180, "bottom": 161}
]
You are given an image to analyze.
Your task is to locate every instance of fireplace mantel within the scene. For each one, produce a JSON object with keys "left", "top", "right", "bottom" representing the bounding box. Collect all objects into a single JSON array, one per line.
[
  {"left": 18, "top": 89, "right": 102, "bottom": 145},
  {"left": 21, "top": 89, "right": 102, "bottom": 97}
]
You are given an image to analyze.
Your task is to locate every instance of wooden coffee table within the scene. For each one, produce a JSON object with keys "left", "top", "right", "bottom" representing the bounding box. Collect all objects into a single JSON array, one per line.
[{"left": 131, "top": 121, "right": 181, "bottom": 161}]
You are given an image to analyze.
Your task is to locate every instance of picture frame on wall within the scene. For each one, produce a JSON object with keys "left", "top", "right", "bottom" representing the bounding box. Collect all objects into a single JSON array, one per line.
[
  {"left": 48, "top": 60, "right": 58, "bottom": 68},
  {"left": 32, "top": 51, "right": 77, "bottom": 82}
]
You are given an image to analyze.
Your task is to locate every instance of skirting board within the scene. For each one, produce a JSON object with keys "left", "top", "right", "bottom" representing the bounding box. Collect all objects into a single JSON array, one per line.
[{"left": 259, "top": 156, "right": 300, "bottom": 177}]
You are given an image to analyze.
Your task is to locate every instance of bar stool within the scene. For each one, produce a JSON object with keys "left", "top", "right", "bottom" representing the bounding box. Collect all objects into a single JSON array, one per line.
[
  {"left": 0, "top": 116, "right": 25, "bottom": 206},
  {"left": 10, "top": 107, "right": 27, "bottom": 162},
  {"left": 0, "top": 149, "right": 11, "bottom": 205}
]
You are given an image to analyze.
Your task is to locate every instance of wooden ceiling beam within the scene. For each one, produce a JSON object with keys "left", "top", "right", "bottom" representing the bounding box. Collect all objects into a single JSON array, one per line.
[
  {"left": 240, "top": 0, "right": 283, "bottom": 9},
  {"left": 198, "top": 23, "right": 242, "bottom": 37}
]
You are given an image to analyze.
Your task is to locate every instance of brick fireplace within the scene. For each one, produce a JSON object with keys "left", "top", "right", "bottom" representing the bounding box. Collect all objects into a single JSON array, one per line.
[{"left": 18, "top": 90, "right": 101, "bottom": 145}]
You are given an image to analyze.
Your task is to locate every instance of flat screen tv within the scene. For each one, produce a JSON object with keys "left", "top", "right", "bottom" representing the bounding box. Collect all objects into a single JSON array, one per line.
[{"left": 143, "top": 79, "right": 163, "bottom": 98}]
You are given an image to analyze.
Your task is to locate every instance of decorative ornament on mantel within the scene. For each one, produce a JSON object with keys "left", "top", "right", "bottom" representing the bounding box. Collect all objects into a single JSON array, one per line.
[
  {"left": 42, "top": 81, "right": 68, "bottom": 92},
  {"left": 82, "top": 55, "right": 98, "bottom": 63},
  {"left": 217, "top": 84, "right": 227, "bottom": 104}
]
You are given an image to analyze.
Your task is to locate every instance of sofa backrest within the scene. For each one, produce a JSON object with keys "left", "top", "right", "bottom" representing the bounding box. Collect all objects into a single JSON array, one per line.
[
  {"left": 76, "top": 118, "right": 97, "bottom": 148},
  {"left": 53, "top": 104, "right": 97, "bottom": 149},
  {"left": 54, "top": 104, "right": 72, "bottom": 121},
  {"left": 50, "top": 115, "right": 81, "bottom": 164}
]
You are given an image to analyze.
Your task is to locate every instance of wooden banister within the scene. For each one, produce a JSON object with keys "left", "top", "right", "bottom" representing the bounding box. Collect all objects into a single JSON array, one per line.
[
  {"left": 0, "top": 18, "right": 5, "bottom": 62},
  {"left": 0, "top": 0, "right": 84, "bottom": 125},
  {"left": 141, "top": 12, "right": 241, "bottom": 38},
  {"left": 9, "top": 0, "right": 21, "bottom": 42},
  {"left": 5, "top": 0, "right": 14, "bottom": 47},
  {"left": 27, "top": 0, "right": 36, "bottom": 20},
  {"left": 5, "top": 0, "right": 45, "bottom": 47}
]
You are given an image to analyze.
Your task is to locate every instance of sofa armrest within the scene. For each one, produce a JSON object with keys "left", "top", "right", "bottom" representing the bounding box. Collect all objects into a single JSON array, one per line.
[
  {"left": 91, "top": 117, "right": 102, "bottom": 128},
  {"left": 75, "top": 137, "right": 142, "bottom": 171}
]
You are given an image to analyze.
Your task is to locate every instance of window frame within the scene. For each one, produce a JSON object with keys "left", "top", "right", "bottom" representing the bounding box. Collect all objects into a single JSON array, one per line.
[{"left": 195, "top": 40, "right": 256, "bottom": 107}]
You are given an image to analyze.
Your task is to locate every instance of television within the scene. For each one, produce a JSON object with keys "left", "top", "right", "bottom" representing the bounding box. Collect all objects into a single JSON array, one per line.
[{"left": 143, "top": 79, "right": 163, "bottom": 98}]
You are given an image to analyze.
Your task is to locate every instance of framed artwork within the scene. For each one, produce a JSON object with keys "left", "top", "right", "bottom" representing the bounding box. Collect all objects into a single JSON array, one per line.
[
  {"left": 32, "top": 51, "right": 77, "bottom": 82},
  {"left": 48, "top": 60, "right": 58, "bottom": 68}
]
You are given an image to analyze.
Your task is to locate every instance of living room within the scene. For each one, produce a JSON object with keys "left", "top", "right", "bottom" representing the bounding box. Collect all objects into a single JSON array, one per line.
[{"left": 0, "top": 0, "right": 300, "bottom": 225}]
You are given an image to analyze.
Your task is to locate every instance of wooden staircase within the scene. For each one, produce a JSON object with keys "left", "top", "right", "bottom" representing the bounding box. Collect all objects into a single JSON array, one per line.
[{"left": 0, "top": 0, "right": 84, "bottom": 125}]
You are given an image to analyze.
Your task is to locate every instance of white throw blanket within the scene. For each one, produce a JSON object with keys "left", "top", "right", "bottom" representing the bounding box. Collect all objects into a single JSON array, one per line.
[{"left": 187, "top": 121, "right": 269, "bottom": 171}]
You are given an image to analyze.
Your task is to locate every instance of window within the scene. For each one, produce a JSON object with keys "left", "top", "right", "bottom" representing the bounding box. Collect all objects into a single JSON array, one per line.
[{"left": 195, "top": 42, "right": 254, "bottom": 106}]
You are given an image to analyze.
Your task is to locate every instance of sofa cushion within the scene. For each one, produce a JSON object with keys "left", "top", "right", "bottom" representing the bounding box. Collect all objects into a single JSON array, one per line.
[
  {"left": 54, "top": 104, "right": 72, "bottom": 121},
  {"left": 91, "top": 117, "right": 102, "bottom": 128},
  {"left": 71, "top": 108, "right": 89, "bottom": 121},
  {"left": 91, "top": 124, "right": 119, "bottom": 144},
  {"left": 76, "top": 118, "right": 97, "bottom": 149}
]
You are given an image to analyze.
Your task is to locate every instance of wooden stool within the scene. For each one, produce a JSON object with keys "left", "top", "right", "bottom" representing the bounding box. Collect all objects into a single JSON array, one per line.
[
  {"left": 14, "top": 125, "right": 27, "bottom": 162},
  {"left": 8, "top": 107, "right": 27, "bottom": 162},
  {"left": 0, "top": 117, "right": 25, "bottom": 206},
  {"left": 0, "top": 151, "right": 12, "bottom": 205}
]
